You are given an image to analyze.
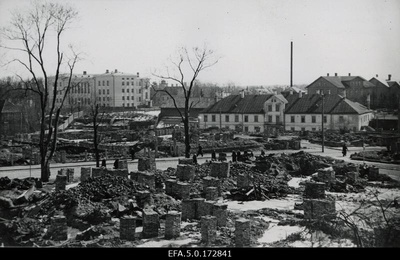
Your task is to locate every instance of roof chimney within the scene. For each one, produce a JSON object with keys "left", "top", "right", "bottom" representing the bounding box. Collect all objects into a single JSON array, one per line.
[
  {"left": 327, "top": 73, "right": 329, "bottom": 76},
  {"left": 83, "top": 71, "right": 87, "bottom": 75},
  {"left": 376, "top": 74, "right": 379, "bottom": 78},
  {"left": 388, "top": 74, "right": 392, "bottom": 81},
  {"left": 137, "top": 72, "right": 140, "bottom": 77},
  {"left": 115, "top": 69, "right": 118, "bottom": 73},
  {"left": 106, "top": 69, "right": 109, "bottom": 74},
  {"left": 335, "top": 73, "right": 338, "bottom": 76},
  {"left": 348, "top": 73, "right": 351, "bottom": 76}
]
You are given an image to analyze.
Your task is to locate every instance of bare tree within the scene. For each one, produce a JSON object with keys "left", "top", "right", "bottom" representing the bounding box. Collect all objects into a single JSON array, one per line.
[
  {"left": 153, "top": 46, "right": 218, "bottom": 158},
  {"left": 1, "top": 1, "right": 79, "bottom": 181}
]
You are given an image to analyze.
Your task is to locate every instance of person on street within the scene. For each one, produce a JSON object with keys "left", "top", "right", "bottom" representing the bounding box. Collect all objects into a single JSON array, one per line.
[
  {"left": 197, "top": 145, "right": 203, "bottom": 157},
  {"left": 113, "top": 159, "right": 119, "bottom": 169},
  {"left": 101, "top": 158, "right": 107, "bottom": 168},
  {"left": 192, "top": 154, "right": 198, "bottom": 165},
  {"left": 130, "top": 147, "right": 135, "bottom": 160},
  {"left": 232, "top": 151, "right": 237, "bottom": 163},
  {"left": 211, "top": 150, "right": 217, "bottom": 161},
  {"left": 342, "top": 143, "right": 349, "bottom": 157}
]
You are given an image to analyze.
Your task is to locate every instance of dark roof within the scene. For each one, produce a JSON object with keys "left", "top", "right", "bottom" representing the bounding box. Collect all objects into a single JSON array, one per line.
[
  {"left": 307, "top": 76, "right": 372, "bottom": 89},
  {"left": 202, "top": 94, "right": 280, "bottom": 114},
  {"left": 0, "top": 100, "right": 21, "bottom": 113},
  {"left": 284, "top": 94, "right": 371, "bottom": 115},
  {"left": 369, "top": 77, "right": 390, "bottom": 88}
]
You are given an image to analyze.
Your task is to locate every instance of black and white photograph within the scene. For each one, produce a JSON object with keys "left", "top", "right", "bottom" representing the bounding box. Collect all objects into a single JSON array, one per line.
[{"left": 0, "top": 0, "right": 399, "bottom": 250}]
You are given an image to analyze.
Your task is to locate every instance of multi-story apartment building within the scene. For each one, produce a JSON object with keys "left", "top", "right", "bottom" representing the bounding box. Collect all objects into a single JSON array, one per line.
[
  {"left": 199, "top": 91, "right": 288, "bottom": 134},
  {"left": 50, "top": 69, "right": 151, "bottom": 110}
]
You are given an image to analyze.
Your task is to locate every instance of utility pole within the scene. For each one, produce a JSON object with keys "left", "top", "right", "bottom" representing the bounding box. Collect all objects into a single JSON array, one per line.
[
  {"left": 219, "top": 108, "right": 222, "bottom": 132},
  {"left": 290, "top": 41, "right": 293, "bottom": 88},
  {"left": 321, "top": 92, "right": 325, "bottom": 153}
]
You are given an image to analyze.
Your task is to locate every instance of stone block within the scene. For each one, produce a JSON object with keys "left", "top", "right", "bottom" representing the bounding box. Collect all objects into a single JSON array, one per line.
[
  {"left": 66, "top": 168, "right": 74, "bottom": 183},
  {"left": 368, "top": 167, "right": 380, "bottom": 181},
  {"left": 165, "top": 178, "right": 177, "bottom": 196},
  {"left": 317, "top": 168, "right": 335, "bottom": 185},
  {"left": 138, "top": 157, "right": 156, "bottom": 172},
  {"left": 235, "top": 218, "right": 251, "bottom": 247},
  {"left": 210, "top": 162, "right": 230, "bottom": 178},
  {"left": 80, "top": 167, "right": 91, "bottom": 182},
  {"left": 304, "top": 181, "right": 326, "bottom": 199},
  {"left": 201, "top": 215, "right": 217, "bottom": 246},
  {"left": 176, "top": 164, "right": 195, "bottom": 182},
  {"left": 198, "top": 200, "right": 215, "bottom": 218},
  {"left": 120, "top": 216, "right": 136, "bottom": 241},
  {"left": 203, "top": 176, "right": 221, "bottom": 195},
  {"left": 303, "top": 198, "right": 336, "bottom": 220},
  {"left": 55, "top": 174, "right": 67, "bottom": 191},
  {"left": 345, "top": 171, "right": 359, "bottom": 182},
  {"left": 118, "top": 159, "right": 128, "bottom": 170},
  {"left": 142, "top": 209, "right": 160, "bottom": 238},
  {"left": 205, "top": 187, "right": 218, "bottom": 201},
  {"left": 165, "top": 211, "right": 181, "bottom": 239},
  {"left": 138, "top": 172, "right": 156, "bottom": 189},
  {"left": 213, "top": 203, "right": 228, "bottom": 227},
  {"left": 175, "top": 181, "right": 191, "bottom": 200},
  {"left": 135, "top": 190, "right": 153, "bottom": 208}
]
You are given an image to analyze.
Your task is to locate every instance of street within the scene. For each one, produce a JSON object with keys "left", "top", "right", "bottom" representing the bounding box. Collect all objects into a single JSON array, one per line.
[{"left": 1, "top": 140, "right": 399, "bottom": 182}]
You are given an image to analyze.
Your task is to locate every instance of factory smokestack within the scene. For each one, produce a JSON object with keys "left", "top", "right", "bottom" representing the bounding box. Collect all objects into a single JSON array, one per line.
[{"left": 290, "top": 41, "right": 293, "bottom": 87}]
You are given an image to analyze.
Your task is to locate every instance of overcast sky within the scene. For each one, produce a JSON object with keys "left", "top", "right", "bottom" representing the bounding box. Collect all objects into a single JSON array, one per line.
[{"left": 0, "top": 0, "right": 399, "bottom": 86}]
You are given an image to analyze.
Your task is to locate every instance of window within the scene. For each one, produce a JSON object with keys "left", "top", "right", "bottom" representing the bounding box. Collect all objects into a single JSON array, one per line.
[
  {"left": 139, "top": 97, "right": 141, "bottom": 101},
  {"left": 235, "top": 115, "right": 239, "bottom": 122},
  {"left": 98, "top": 97, "right": 101, "bottom": 101},
  {"left": 145, "top": 92, "right": 148, "bottom": 99},
  {"left": 127, "top": 82, "right": 130, "bottom": 86},
  {"left": 122, "top": 89, "right": 125, "bottom": 93},
  {"left": 254, "top": 115, "right": 258, "bottom": 122},
  {"left": 212, "top": 115, "right": 216, "bottom": 122},
  {"left": 122, "top": 103, "right": 125, "bottom": 107},
  {"left": 98, "top": 81, "right": 101, "bottom": 86},
  {"left": 139, "top": 89, "right": 142, "bottom": 94},
  {"left": 268, "top": 105, "right": 272, "bottom": 111},
  {"left": 268, "top": 115, "right": 272, "bottom": 122},
  {"left": 107, "top": 89, "right": 110, "bottom": 95},
  {"left": 103, "top": 97, "right": 106, "bottom": 101},
  {"left": 244, "top": 126, "right": 249, "bottom": 132},
  {"left": 244, "top": 115, "right": 248, "bottom": 122},
  {"left": 107, "top": 81, "right": 109, "bottom": 86},
  {"left": 127, "top": 89, "right": 129, "bottom": 93},
  {"left": 127, "top": 103, "right": 129, "bottom": 107},
  {"left": 122, "top": 96, "right": 125, "bottom": 100},
  {"left": 301, "top": 116, "right": 305, "bottom": 123},
  {"left": 276, "top": 115, "right": 280, "bottom": 123},
  {"left": 102, "top": 81, "right": 105, "bottom": 86},
  {"left": 301, "top": 127, "right": 305, "bottom": 131},
  {"left": 102, "top": 89, "right": 105, "bottom": 95},
  {"left": 204, "top": 115, "right": 208, "bottom": 122},
  {"left": 132, "top": 103, "right": 134, "bottom": 107},
  {"left": 312, "top": 116, "right": 316, "bottom": 123},
  {"left": 122, "top": 78, "right": 125, "bottom": 80},
  {"left": 275, "top": 104, "right": 280, "bottom": 112},
  {"left": 122, "top": 82, "right": 125, "bottom": 86},
  {"left": 291, "top": 116, "right": 295, "bottom": 123},
  {"left": 323, "top": 116, "right": 327, "bottom": 123},
  {"left": 291, "top": 127, "right": 295, "bottom": 131},
  {"left": 99, "top": 89, "right": 101, "bottom": 95},
  {"left": 339, "top": 116, "right": 344, "bottom": 122},
  {"left": 312, "top": 128, "right": 316, "bottom": 131},
  {"left": 225, "top": 115, "right": 229, "bottom": 122},
  {"left": 127, "top": 96, "right": 130, "bottom": 100},
  {"left": 255, "top": 126, "right": 260, "bottom": 133}
]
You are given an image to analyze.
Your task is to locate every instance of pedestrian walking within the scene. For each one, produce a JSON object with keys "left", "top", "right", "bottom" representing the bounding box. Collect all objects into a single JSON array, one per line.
[
  {"left": 101, "top": 158, "right": 107, "bottom": 168},
  {"left": 342, "top": 143, "right": 349, "bottom": 157},
  {"left": 211, "top": 150, "right": 217, "bottom": 161},
  {"left": 232, "top": 150, "right": 237, "bottom": 163},
  {"left": 192, "top": 154, "right": 198, "bottom": 165},
  {"left": 130, "top": 147, "right": 135, "bottom": 160},
  {"left": 113, "top": 159, "right": 119, "bottom": 169},
  {"left": 197, "top": 145, "right": 204, "bottom": 157}
]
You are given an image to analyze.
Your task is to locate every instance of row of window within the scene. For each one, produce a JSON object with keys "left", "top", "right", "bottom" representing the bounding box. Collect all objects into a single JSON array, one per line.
[
  {"left": 97, "top": 80, "right": 141, "bottom": 87},
  {"left": 203, "top": 114, "right": 280, "bottom": 123},
  {"left": 267, "top": 104, "right": 281, "bottom": 112},
  {"left": 121, "top": 88, "right": 142, "bottom": 94},
  {"left": 290, "top": 115, "right": 327, "bottom": 123},
  {"left": 122, "top": 96, "right": 142, "bottom": 101}
]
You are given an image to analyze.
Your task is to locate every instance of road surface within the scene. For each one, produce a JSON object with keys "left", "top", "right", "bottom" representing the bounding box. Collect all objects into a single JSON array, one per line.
[{"left": 0, "top": 140, "right": 399, "bottom": 181}]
